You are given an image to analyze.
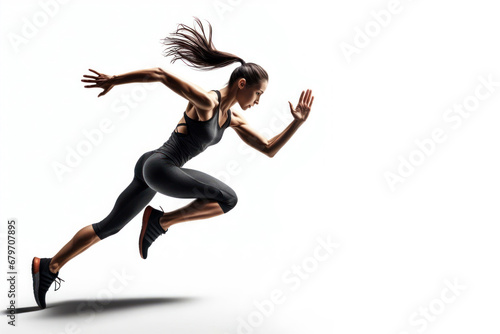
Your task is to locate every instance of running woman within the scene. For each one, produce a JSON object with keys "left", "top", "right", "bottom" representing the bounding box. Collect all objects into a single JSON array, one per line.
[{"left": 31, "top": 17, "right": 314, "bottom": 309}]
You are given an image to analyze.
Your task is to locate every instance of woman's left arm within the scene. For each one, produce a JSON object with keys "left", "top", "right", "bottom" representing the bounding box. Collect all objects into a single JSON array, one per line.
[{"left": 231, "top": 89, "right": 314, "bottom": 158}]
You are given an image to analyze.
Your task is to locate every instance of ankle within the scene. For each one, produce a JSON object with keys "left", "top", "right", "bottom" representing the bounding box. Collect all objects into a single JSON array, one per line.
[
  {"left": 48, "top": 260, "right": 59, "bottom": 274},
  {"left": 159, "top": 216, "right": 171, "bottom": 231}
]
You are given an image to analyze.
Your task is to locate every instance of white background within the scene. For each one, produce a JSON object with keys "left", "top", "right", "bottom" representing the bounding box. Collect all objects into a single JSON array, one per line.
[{"left": 1, "top": 0, "right": 500, "bottom": 333}]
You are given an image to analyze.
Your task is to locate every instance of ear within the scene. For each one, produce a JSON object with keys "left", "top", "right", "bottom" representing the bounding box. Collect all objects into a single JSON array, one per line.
[{"left": 238, "top": 78, "right": 246, "bottom": 89}]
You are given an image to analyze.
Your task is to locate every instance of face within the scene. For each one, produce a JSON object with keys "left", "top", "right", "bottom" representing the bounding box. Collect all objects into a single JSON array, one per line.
[{"left": 236, "top": 79, "right": 268, "bottom": 110}]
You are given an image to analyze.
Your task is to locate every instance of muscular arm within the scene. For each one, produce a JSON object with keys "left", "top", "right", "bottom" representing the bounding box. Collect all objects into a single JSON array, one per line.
[
  {"left": 266, "top": 120, "right": 303, "bottom": 157},
  {"left": 116, "top": 68, "right": 215, "bottom": 110},
  {"left": 230, "top": 110, "right": 303, "bottom": 158},
  {"left": 231, "top": 89, "right": 313, "bottom": 158},
  {"left": 84, "top": 67, "right": 216, "bottom": 111},
  {"left": 110, "top": 68, "right": 161, "bottom": 85}
]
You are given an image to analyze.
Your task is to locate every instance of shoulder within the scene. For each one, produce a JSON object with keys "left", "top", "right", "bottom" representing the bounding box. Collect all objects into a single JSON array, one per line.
[
  {"left": 229, "top": 109, "right": 247, "bottom": 128},
  {"left": 204, "top": 90, "right": 219, "bottom": 111},
  {"left": 191, "top": 90, "right": 219, "bottom": 119},
  {"left": 194, "top": 89, "right": 219, "bottom": 111},
  {"left": 206, "top": 90, "right": 222, "bottom": 113},
  {"left": 208, "top": 90, "right": 219, "bottom": 104}
]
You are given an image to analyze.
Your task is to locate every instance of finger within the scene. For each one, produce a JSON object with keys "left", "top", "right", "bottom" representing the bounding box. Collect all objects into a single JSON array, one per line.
[
  {"left": 304, "top": 90, "right": 311, "bottom": 105},
  {"left": 82, "top": 78, "right": 104, "bottom": 82},
  {"left": 82, "top": 79, "right": 102, "bottom": 83},
  {"left": 99, "top": 87, "right": 111, "bottom": 97},
  {"left": 298, "top": 90, "right": 305, "bottom": 104},
  {"left": 288, "top": 101, "right": 294, "bottom": 111},
  {"left": 84, "top": 84, "right": 98, "bottom": 88},
  {"left": 88, "top": 69, "right": 100, "bottom": 75},
  {"left": 306, "top": 90, "right": 313, "bottom": 105},
  {"left": 309, "top": 95, "right": 314, "bottom": 107}
]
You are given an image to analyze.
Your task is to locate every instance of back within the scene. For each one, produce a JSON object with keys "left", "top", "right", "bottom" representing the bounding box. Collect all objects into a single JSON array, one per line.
[{"left": 154, "top": 90, "right": 232, "bottom": 166}]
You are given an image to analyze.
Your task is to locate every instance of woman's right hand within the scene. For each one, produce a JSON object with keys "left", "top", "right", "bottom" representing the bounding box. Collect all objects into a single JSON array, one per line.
[{"left": 81, "top": 69, "right": 115, "bottom": 97}]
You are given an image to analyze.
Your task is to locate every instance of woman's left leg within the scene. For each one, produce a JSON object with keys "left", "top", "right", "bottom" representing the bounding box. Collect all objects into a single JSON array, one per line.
[
  {"left": 159, "top": 198, "right": 224, "bottom": 230},
  {"left": 143, "top": 155, "right": 238, "bottom": 227},
  {"left": 139, "top": 153, "right": 238, "bottom": 258}
]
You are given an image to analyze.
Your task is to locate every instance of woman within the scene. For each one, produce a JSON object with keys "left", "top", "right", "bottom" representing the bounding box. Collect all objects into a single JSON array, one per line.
[{"left": 31, "top": 17, "right": 314, "bottom": 309}]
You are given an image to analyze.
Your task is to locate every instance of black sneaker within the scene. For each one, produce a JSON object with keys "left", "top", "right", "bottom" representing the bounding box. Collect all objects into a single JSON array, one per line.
[
  {"left": 31, "top": 257, "right": 65, "bottom": 309},
  {"left": 139, "top": 206, "right": 167, "bottom": 259}
]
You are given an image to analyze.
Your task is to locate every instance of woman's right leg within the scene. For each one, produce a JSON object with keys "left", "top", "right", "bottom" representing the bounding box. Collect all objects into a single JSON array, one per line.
[
  {"left": 48, "top": 152, "right": 157, "bottom": 273},
  {"left": 48, "top": 225, "right": 100, "bottom": 274},
  {"left": 48, "top": 176, "right": 156, "bottom": 273},
  {"left": 33, "top": 175, "right": 156, "bottom": 309},
  {"left": 33, "top": 152, "right": 157, "bottom": 309}
]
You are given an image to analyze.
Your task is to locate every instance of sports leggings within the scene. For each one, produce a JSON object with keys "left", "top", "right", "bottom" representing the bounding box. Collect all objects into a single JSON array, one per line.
[{"left": 91, "top": 151, "right": 238, "bottom": 240}]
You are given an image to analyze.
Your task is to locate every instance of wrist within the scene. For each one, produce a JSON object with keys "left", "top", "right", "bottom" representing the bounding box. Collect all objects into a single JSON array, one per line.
[
  {"left": 292, "top": 118, "right": 305, "bottom": 126},
  {"left": 110, "top": 75, "right": 118, "bottom": 85}
]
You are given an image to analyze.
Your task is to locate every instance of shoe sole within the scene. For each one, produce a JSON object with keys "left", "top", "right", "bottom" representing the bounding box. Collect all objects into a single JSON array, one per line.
[
  {"left": 32, "top": 257, "right": 42, "bottom": 308},
  {"left": 140, "top": 206, "right": 154, "bottom": 259}
]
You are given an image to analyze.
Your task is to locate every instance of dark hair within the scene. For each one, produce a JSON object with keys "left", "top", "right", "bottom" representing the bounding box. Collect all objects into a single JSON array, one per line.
[{"left": 161, "top": 17, "right": 268, "bottom": 87}]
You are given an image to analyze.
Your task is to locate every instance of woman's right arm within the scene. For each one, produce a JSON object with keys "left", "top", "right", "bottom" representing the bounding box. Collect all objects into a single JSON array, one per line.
[
  {"left": 152, "top": 67, "right": 216, "bottom": 111},
  {"left": 82, "top": 68, "right": 216, "bottom": 111}
]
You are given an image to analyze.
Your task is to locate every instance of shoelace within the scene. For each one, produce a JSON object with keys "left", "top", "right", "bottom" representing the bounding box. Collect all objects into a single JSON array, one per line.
[{"left": 54, "top": 276, "right": 65, "bottom": 291}]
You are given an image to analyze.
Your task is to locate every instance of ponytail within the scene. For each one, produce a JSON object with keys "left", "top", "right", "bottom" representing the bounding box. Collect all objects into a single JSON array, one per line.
[
  {"left": 161, "top": 17, "right": 244, "bottom": 70},
  {"left": 161, "top": 17, "right": 268, "bottom": 87}
]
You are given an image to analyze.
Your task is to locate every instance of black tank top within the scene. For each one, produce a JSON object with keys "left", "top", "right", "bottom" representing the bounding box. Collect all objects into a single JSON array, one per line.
[{"left": 154, "top": 90, "right": 232, "bottom": 166}]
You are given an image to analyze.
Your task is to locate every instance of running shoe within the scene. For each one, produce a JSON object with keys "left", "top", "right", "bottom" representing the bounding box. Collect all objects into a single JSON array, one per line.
[
  {"left": 139, "top": 206, "right": 168, "bottom": 259},
  {"left": 31, "top": 257, "right": 65, "bottom": 309}
]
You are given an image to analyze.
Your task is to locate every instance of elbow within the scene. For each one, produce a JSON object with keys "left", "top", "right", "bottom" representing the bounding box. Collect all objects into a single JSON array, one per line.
[
  {"left": 153, "top": 67, "right": 167, "bottom": 82},
  {"left": 264, "top": 144, "right": 275, "bottom": 158}
]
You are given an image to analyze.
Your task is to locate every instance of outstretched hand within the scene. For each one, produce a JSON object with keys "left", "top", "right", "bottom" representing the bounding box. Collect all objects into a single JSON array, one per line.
[
  {"left": 81, "top": 69, "right": 115, "bottom": 97},
  {"left": 288, "top": 89, "right": 314, "bottom": 123}
]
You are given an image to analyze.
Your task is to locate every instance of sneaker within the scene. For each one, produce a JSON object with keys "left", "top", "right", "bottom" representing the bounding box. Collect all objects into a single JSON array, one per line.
[
  {"left": 139, "top": 206, "right": 168, "bottom": 259},
  {"left": 31, "top": 257, "right": 65, "bottom": 309}
]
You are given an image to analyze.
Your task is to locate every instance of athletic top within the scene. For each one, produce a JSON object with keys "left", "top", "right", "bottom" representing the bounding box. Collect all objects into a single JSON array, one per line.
[{"left": 154, "top": 90, "right": 232, "bottom": 167}]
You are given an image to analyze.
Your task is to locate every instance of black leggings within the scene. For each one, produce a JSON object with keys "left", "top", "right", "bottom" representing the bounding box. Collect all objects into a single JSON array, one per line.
[{"left": 92, "top": 151, "right": 238, "bottom": 240}]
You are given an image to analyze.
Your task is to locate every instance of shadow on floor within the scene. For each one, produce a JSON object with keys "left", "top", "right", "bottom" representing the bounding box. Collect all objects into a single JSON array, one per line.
[{"left": 5, "top": 297, "right": 198, "bottom": 316}]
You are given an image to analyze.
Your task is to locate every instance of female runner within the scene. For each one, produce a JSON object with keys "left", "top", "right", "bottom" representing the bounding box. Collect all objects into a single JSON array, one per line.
[{"left": 31, "top": 17, "right": 314, "bottom": 309}]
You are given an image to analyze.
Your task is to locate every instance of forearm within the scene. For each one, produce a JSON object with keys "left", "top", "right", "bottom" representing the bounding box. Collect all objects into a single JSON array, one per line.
[
  {"left": 111, "top": 68, "right": 163, "bottom": 85},
  {"left": 265, "top": 119, "right": 304, "bottom": 157}
]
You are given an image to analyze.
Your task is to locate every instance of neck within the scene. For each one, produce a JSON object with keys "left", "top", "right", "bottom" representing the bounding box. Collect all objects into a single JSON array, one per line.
[{"left": 218, "top": 84, "right": 239, "bottom": 112}]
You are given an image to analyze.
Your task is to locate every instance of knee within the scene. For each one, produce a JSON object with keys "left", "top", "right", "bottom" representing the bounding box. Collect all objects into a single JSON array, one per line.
[
  {"left": 92, "top": 222, "right": 121, "bottom": 240},
  {"left": 219, "top": 191, "right": 238, "bottom": 213}
]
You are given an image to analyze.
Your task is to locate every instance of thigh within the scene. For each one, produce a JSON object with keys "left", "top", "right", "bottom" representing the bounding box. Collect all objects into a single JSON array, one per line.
[
  {"left": 180, "top": 167, "right": 237, "bottom": 200},
  {"left": 143, "top": 153, "right": 236, "bottom": 201}
]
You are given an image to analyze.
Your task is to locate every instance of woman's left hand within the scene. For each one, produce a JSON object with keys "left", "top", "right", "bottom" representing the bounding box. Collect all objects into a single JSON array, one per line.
[{"left": 288, "top": 89, "right": 314, "bottom": 123}]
